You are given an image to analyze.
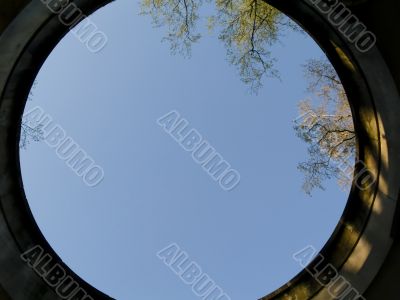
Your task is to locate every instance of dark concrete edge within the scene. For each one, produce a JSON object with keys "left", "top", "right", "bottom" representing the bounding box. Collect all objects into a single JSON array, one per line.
[
  {"left": 0, "top": 0, "right": 398, "bottom": 299},
  {"left": 0, "top": 1, "right": 115, "bottom": 299}
]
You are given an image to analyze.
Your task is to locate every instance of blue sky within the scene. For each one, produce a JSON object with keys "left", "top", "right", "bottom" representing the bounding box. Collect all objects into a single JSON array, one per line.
[{"left": 20, "top": 0, "right": 348, "bottom": 299}]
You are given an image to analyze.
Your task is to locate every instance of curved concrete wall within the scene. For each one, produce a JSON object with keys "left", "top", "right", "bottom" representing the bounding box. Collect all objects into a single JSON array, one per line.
[{"left": 0, "top": 0, "right": 399, "bottom": 299}]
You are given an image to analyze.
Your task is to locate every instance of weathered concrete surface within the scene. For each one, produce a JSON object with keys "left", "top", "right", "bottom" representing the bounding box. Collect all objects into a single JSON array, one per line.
[
  {"left": 347, "top": 1, "right": 400, "bottom": 298},
  {"left": 0, "top": 0, "right": 399, "bottom": 299}
]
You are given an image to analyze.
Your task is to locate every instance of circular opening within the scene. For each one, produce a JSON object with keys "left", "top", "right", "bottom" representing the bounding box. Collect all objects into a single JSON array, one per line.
[
  {"left": 2, "top": 0, "right": 393, "bottom": 299},
  {"left": 18, "top": 1, "right": 355, "bottom": 299}
]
